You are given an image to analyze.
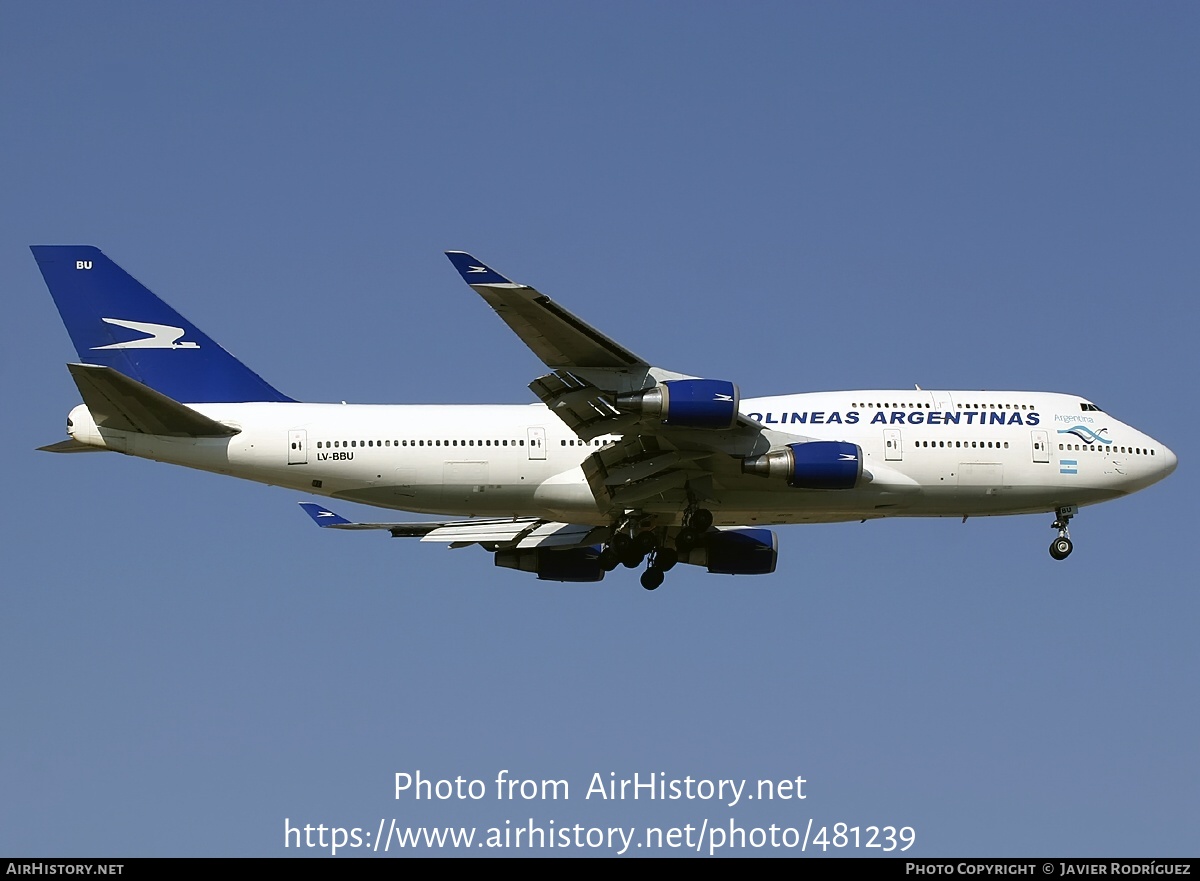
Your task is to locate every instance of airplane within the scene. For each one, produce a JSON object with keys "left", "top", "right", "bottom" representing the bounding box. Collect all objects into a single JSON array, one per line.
[{"left": 33, "top": 245, "right": 1178, "bottom": 590}]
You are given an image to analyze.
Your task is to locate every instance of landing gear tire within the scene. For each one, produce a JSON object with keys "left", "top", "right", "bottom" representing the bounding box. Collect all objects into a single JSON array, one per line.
[
  {"left": 640, "top": 567, "right": 664, "bottom": 591},
  {"left": 655, "top": 548, "right": 679, "bottom": 572},
  {"left": 690, "top": 508, "right": 713, "bottom": 532},
  {"left": 598, "top": 547, "right": 620, "bottom": 571},
  {"left": 622, "top": 550, "right": 644, "bottom": 569},
  {"left": 675, "top": 527, "right": 698, "bottom": 553},
  {"left": 634, "top": 530, "right": 658, "bottom": 554},
  {"left": 1049, "top": 537, "right": 1073, "bottom": 561}
]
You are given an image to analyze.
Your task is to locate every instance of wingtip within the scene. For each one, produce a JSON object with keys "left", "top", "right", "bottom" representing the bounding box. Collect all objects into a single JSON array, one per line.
[
  {"left": 299, "top": 502, "right": 351, "bottom": 527},
  {"left": 444, "top": 251, "right": 513, "bottom": 285}
]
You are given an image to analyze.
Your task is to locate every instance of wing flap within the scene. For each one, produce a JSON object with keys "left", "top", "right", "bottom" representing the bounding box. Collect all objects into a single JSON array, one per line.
[
  {"left": 601, "top": 449, "right": 710, "bottom": 485},
  {"left": 418, "top": 521, "right": 541, "bottom": 543},
  {"left": 529, "top": 370, "right": 641, "bottom": 439},
  {"left": 299, "top": 504, "right": 599, "bottom": 549},
  {"left": 514, "top": 522, "right": 603, "bottom": 549}
]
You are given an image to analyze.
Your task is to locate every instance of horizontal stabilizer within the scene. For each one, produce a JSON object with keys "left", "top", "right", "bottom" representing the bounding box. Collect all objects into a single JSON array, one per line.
[
  {"left": 37, "top": 439, "right": 106, "bottom": 453},
  {"left": 67, "top": 363, "right": 240, "bottom": 437}
]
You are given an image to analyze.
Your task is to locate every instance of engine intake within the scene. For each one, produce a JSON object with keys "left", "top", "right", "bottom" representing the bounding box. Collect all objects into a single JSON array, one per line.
[
  {"left": 742, "top": 441, "right": 863, "bottom": 490},
  {"left": 494, "top": 546, "right": 605, "bottom": 582},
  {"left": 615, "top": 379, "right": 740, "bottom": 429}
]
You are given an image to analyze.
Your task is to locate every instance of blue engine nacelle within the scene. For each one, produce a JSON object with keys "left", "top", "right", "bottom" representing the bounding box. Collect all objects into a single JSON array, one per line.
[
  {"left": 742, "top": 440, "right": 863, "bottom": 489},
  {"left": 493, "top": 546, "right": 605, "bottom": 582},
  {"left": 615, "top": 379, "right": 740, "bottom": 429},
  {"left": 679, "top": 528, "right": 778, "bottom": 575}
]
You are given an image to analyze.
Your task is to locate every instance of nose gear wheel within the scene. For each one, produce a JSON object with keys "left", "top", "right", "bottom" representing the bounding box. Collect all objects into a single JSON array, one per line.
[{"left": 1048, "top": 505, "right": 1076, "bottom": 560}]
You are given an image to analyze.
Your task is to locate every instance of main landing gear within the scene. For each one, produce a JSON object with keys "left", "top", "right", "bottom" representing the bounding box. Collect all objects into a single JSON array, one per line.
[
  {"left": 598, "top": 507, "right": 713, "bottom": 590},
  {"left": 673, "top": 506, "right": 712, "bottom": 556},
  {"left": 640, "top": 564, "right": 665, "bottom": 591},
  {"left": 639, "top": 532, "right": 684, "bottom": 591},
  {"left": 1049, "top": 505, "right": 1077, "bottom": 561}
]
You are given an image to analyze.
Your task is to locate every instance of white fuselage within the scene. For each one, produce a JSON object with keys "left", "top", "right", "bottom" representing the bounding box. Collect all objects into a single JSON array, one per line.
[{"left": 66, "top": 389, "right": 1177, "bottom": 526}]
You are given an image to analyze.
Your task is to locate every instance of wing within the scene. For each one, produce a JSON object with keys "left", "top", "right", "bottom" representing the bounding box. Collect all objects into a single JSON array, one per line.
[
  {"left": 445, "top": 252, "right": 792, "bottom": 515},
  {"left": 443, "top": 251, "right": 648, "bottom": 377},
  {"left": 299, "top": 504, "right": 604, "bottom": 549}
]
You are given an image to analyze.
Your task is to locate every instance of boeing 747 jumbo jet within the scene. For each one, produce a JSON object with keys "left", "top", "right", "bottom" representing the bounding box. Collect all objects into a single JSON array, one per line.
[{"left": 33, "top": 246, "right": 1177, "bottom": 589}]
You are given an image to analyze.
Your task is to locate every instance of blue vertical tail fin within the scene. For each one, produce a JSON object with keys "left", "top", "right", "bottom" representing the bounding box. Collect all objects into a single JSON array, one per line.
[{"left": 32, "top": 246, "right": 293, "bottom": 403}]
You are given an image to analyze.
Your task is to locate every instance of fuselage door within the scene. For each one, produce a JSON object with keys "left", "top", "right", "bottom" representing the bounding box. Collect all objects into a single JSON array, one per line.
[
  {"left": 884, "top": 429, "right": 902, "bottom": 461},
  {"left": 1031, "top": 430, "right": 1050, "bottom": 464},
  {"left": 288, "top": 429, "right": 307, "bottom": 465},
  {"left": 527, "top": 426, "right": 547, "bottom": 460}
]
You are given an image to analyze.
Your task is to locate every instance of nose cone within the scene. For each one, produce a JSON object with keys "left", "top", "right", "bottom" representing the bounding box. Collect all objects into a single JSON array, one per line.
[
  {"left": 1159, "top": 443, "right": 1179, "bottom": 480},
  {"left": 1122, "top": 433, "right": 1177, "bottom": 494}
]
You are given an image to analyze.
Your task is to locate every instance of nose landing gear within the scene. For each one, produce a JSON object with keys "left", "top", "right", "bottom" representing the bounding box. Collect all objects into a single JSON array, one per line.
[{"left": 1049, "top": 505, "right": 1077, "bottom": 560}]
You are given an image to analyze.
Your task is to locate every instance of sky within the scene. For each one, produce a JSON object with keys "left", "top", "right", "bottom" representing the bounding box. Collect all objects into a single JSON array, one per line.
[{"left": 2, "top": 1, "right": 1196, "bottom": 858}]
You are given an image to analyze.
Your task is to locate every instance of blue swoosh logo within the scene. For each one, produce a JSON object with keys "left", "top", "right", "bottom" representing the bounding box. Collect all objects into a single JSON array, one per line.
[{"left": 1058, "top": 426, "right": 1112, "bottom": 445}]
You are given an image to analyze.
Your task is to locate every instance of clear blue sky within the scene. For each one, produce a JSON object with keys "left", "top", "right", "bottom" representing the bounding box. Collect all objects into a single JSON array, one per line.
[{"left": 2, "top": 1, "right": 1196, "bottom": 857}]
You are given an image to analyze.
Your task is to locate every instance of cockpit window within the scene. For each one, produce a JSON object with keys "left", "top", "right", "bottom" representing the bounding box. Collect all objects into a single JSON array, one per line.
[{"left": 1080, "top": 403, "right": 1103, "bottom": 412}]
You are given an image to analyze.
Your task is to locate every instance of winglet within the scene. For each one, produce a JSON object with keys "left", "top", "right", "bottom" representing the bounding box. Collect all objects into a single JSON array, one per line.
[
  {"left": 299, "top": 503, "right": 352, "bottom": 527},
  {"left": 444, "top": 251, "right": 515, "bottom": 286}
]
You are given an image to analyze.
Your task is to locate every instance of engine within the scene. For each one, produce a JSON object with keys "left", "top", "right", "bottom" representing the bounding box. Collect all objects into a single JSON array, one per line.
[
  {"left": 615, "top": 379, "right": 740, "bottom": 429},
  {"left": 679, "top": 528, "right": 778, "bottom": 575},
  {"left": 493, "top": 546, "right": 605, "bottom": 582},
  {"left": 742, "top": 441, "right": 863, "bottom": 490}
]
